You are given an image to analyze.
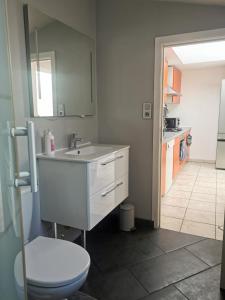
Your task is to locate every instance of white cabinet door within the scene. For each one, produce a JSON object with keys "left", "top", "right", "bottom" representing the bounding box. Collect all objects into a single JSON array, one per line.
[{"left": 165, "top": 140, "right": 174, "bottom": 193}]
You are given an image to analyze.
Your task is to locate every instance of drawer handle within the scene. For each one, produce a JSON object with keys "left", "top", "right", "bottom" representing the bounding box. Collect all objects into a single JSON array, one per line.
[
  {"left": 101, "top": 181, "right": 124, "bottom": 197},
  {"left": 116, "top": 155, "right": 124, "bottom": 160},
  {"left": 101, "top": 155, "right": 124, "bottom": 166},
  {"left": 101, "top": 158, "right": 117, "bottom": 166}
]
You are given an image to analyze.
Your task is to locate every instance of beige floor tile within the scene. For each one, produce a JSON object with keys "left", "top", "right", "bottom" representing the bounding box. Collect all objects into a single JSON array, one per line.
[
  {"left": 216, "top": 203, "right": 225, "bottom": 214},
  {"left": 217, "top": 188, "right": 225, "bottom": 196},
  {"left": 175, "top": 179, "right": 195, "bottom": 186},
  {"left": 161, "top": 205, "right": 186, "bottom": 219},
  {"left": 217, "top": 195, "right": 225, "bottom": 204},
  {"left": 169, "top": 185, "right": 193, "bottom": 192},
  {"left": 216, "top": 213, "right": 224, "bottom": 226},
  {"left": 196, "top": 179, "right": 217, "bottom": 185},
  {"left": 184, "top": 208, "right": 215, "bottom": 225},
  {"left": 188, "top": 200, "right": 215, "bottom": 212},
  {"left": 216, "top": 227, "right": 224, "bottom": 241},
  {"left": 194, "top": 182, "right": 216, "bottom": 189},
  {"left": 181, "top": 220, "right": 215, "bottom": 239},
  {"left": 191, "top": 192, "right": 216, "bottom": 202},
  {"left": 193, "top": 186, "right": 216, "bottom": 195},
  {"left": 166, "top": 190, "right": 191, "bottom": 199},
  {"left": 161, "top": 196, "right": 189, "bottom": 208},
  {"left": 160, "top": 216, "right": 182, "bottom": 231}
]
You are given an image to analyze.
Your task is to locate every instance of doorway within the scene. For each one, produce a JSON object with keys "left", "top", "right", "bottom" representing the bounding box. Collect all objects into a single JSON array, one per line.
[{"left": 152, "top": 29, "right": 225, "bottom": 240}]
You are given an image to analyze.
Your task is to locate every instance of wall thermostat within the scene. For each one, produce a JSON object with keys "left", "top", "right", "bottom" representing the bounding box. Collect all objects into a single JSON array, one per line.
[{"left": 143, "top": 102, "right": 152, "bottom": 119}]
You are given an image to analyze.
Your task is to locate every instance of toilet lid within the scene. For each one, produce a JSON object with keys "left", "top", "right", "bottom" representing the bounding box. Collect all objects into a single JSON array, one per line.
[{"left": 24, "top": 236, "right": 90, "bottom": 288}]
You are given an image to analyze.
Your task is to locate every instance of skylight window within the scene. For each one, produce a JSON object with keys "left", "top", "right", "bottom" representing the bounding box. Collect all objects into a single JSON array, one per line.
[{"left": 172, "top": 40, "right": 225, "bottom": 64}]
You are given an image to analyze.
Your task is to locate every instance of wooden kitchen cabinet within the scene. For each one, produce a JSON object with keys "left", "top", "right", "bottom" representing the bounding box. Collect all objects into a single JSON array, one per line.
[
  {"left": 168, "top": 66, "right": 182, "bottom": 104},
  {"left": 173, "top": 137, "right": 180, "bottom": 179},
  {"left": 161, "top": 143, "right": 167, "bottom": 196}
]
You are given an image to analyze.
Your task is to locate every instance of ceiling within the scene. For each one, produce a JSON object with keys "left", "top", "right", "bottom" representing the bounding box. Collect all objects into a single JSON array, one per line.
[
  {"left": 156, "top": 0, "right": 225, "bottom": 6},
  {"left": 165, "top": 47, "right": 225, "bottom": 70}
]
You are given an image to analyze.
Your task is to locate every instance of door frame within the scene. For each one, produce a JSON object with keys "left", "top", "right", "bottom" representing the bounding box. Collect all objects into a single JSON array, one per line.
[{"left": 152, "top": 28, "right": 225, "bottom": 228}]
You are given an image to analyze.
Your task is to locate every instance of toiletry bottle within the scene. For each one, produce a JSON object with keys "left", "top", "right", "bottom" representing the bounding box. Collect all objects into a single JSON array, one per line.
[
  {"left": 44, "top": 130, "right": 55, "bottom": 156},
  {"left": 49, "top": 131, "right": 56, "bottom": 155}
]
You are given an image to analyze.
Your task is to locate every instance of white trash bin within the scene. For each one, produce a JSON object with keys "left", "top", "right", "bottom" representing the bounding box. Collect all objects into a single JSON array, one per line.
[{"left": 120, "top": 203, "right": 135, "bottom": 231}]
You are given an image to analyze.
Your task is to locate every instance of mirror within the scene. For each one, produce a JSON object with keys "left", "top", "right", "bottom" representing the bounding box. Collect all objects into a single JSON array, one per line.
[{"left": 23, "top": 5, "right": 96, "bottom": 117}]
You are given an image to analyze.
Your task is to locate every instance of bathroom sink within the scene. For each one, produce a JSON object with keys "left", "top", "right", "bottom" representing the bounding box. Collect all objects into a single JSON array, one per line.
[{"left": 65, "top": 145, "right": 113, "bottom": 156}]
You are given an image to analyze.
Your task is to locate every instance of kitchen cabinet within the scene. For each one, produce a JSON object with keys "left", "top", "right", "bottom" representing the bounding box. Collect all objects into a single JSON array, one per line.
[
  {"left": 168, "top": 66, "right": 182, "bottom": 104},
  {"left": 161, "top": 143, "right": 167, "bottom": 196}
]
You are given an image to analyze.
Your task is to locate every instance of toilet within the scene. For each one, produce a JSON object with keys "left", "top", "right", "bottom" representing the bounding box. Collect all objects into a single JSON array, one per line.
[{"left": 14, "top": 188, "right": 90, "bottom": 300}]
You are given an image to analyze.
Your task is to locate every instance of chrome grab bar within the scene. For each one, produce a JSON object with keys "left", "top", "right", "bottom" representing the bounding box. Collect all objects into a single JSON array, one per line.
[
  {"left": 101, "top": 155, "right": 124, "bottom": 166},
  {"left": 11, "top": 121, "right": 38, "bottom": 192},
  {"left": 101, "top": 181, "right": 123, "bottom": 197}
]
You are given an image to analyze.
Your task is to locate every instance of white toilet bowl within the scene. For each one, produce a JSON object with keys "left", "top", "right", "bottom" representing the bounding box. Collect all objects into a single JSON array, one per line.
[{"left": 15, "top": 236, "right": 90, "bottom": 300}]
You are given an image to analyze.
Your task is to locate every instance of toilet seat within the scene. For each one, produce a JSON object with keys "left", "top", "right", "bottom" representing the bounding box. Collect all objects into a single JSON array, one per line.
[{"left": 24, "top": 236, "right": 90, "bottom": 288}]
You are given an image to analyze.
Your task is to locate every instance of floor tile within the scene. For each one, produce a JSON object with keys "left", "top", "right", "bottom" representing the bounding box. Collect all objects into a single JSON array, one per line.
[
  {"left": 142, "top": 285, "right": 187, "bottom": 300},
  {"left": 186, "top": 239, "right": 222, "bottom": 266},
  {"left": 147, "top": 229, "right": 203, "bottom": 252},
  {"left": 184, "top": 209, "right": 215, "bottom": 225},
  {"left": 88, "top": 238, "right": 163, "bottom": 272},
  {"left": 191, "top": 192, "right": 216, "bottom": 202},
  {"left": 129, "top": 248, "right": 208, "bottom": 294},
  {"left": 216, "top": 227, "right": 224, "bottom": 241},
  {"left": 175, "top": 265, "right": 225, "bottom": 300},
  {"left": 187, "top": 200, "right": 215, "bottom": 212},
  {"left": 160, "top": 216, "right": 182, "bottom": 231},
  {"left": 196, "top": 177, "right": 217, "bottom": 183},
  {"left": 181, "top": 220, "right": 215, "bottom": 239},
  {"left": 217, "top": 195, "right": 225, "bottom": 204},
  {"left": 166, "top": 190, "right": 191, "bottom": 199},
  {"left": 194, "top": 181, "right": 217, "bottom": 188},
  {"left": 161, "top": 196, "right": 189, "bottom": 208},
  {"left": 217, "top": 189, "right": 225, "bottom": 196},
  {"left": 86, "top": 269, "right": 148, "bottom": 300},
  {"left": 217, "top": 203, "right": 225, "bottom": 214},
  {"left": 169, "top": 185, "right": 193, "bottom": 192},
  {"left": 193, "top": 186, "right": 216, "bottom": 195},
  {"left": 161, "top": 205, "right": 186, "bottom": 219}
]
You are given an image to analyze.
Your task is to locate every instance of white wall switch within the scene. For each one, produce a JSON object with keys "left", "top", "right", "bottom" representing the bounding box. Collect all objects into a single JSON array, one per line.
[{"left": 143, "top": 102, "right": 152, "bottom": 119}]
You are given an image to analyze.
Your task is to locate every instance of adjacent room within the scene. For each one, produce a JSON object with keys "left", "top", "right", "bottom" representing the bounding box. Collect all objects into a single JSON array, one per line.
[{"left": 161, "top": 40, "right": 225, "bottom": 239}]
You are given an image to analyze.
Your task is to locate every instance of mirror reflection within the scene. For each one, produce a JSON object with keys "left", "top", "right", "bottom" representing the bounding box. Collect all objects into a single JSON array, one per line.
[{"left": 25, "top": 5, "right": 96, "bottom": 117}]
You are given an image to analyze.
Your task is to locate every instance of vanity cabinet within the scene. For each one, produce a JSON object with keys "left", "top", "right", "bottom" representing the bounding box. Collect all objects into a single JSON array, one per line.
[{"left": 38, "top": 147, "right": 129, "bottom": 231}]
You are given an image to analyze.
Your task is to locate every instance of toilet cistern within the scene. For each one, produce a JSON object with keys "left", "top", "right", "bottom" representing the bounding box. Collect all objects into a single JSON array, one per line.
[{"left": 69, "top": 133, "right": 82, "bottom": 149}]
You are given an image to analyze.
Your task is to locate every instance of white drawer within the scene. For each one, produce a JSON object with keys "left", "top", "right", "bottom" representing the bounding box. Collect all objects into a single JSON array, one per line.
[
  {"left": 115, "top": 174, "right": 129, "bottom": 206},
  {"left": 115, "top": 149, "right": 129, "bottom": 179},
  {"left": 88, "top": 153, "right": 116, "bottom": 195},
  {"left": 89, "top": 182, "right": 116, "bottom": 229}
]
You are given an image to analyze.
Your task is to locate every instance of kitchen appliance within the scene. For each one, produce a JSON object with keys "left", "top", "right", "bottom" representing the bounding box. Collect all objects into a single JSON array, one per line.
[
  {"left": 165, "top": 117, "right": 182, "bottom": 131},
  {"left": 216, "top": 80, "right": 225, "bottom": 169}
]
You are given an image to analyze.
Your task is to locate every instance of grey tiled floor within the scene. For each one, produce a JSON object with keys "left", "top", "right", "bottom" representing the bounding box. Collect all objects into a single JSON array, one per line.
[
  {"left": 161, "top": 162, "right": 225, "bottom": 240},
  {"left": 80, "top": 224, "right": 224, "bottom": 300}
]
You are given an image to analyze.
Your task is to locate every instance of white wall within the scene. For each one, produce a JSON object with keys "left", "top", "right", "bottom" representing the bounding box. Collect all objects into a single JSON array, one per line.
[
  {"left": 96, "top": 0, "right": 225, "bottom": 220},
  {"left": 168, "top": 67, "right": 225, "bottom": 162}
]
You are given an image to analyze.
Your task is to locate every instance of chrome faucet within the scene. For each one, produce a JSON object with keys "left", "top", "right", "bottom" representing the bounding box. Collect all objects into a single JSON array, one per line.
[{"left": 69, "top": 133, "right": 82, "bottom": 149}]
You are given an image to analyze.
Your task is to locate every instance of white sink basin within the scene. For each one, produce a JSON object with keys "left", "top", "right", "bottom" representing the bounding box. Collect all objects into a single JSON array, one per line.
[{"left": 65, "top": 145, "right": 113, "bottom": 156}]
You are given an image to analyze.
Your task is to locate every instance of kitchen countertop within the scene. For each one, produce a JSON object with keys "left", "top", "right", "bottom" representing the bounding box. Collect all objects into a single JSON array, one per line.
[
  {"left": 37, "top": 144, "right": 130, "bottom": 163},
  {"left": 163, "top": 127, "right": 191, "bottom": 143}
]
